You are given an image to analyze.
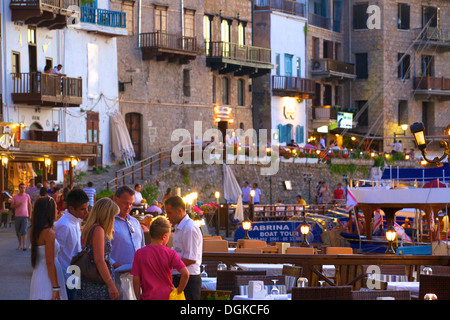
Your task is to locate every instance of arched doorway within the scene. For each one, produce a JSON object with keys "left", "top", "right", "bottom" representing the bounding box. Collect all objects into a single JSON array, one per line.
[{"left": 125, "top": 113, "right": 142, "bottom": 160}]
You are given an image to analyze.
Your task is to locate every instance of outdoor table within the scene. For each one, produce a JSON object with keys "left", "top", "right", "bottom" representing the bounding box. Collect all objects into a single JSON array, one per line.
[
  {"left": 236, "top": 263, "right": 289, "bottom": 276},
  {"left": 386, "top": 281, "right": 419, "bottom": 296},
  {"left": 233, "top": 294, "right": 291, "bottom": 300},
  {"left": 201, "top": 277, "right": 217, "bottom": 290}
]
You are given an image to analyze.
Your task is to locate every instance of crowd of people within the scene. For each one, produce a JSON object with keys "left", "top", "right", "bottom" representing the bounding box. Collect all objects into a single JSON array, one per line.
[{"left": 7, "top": 178, "right": 203, "bottom": 301}]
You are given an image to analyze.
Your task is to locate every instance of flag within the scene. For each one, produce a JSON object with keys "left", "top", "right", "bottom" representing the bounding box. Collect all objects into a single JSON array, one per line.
[
  {"left": 394, "top": 222, "right": 412, "bottom": 243},
  {"left": 373, "top": 209, "right": 382, "bottom": 234},
  {"left": 345, "top": 187, "right": 358, "bottom": 212}
]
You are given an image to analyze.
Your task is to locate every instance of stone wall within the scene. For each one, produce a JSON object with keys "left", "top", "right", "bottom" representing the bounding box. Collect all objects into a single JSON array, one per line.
[{"left": 149, "top": 161, "right": 371, "bottom": 204}]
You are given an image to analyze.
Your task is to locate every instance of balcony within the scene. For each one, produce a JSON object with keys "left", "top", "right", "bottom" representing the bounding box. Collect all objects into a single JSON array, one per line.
[
  {"left": 206, "top": 41, "right": 273, "bottom": 78},
  {"left": 12, "top": 73, "right": 82, "bottom": 107},
  {"left": 311, "top": 59, "right": 356, "bottom": 82},
  {"left": 308, "top": 13, "right": 331, "bottom": 30},
  {"left": 139, "top": 32, "right": 198, "bottom": 64},
  {"left": 412, "top": 28, "right": 450, "bottom": 51},
  {"left": 10, "top": 0, "right": 80, "bottom": 29},
  {"left": 272, "top": 75, "right": 315, "bottom": 98},
  {"left": 253, "top": 0, "right": 305, "bottom": 17},
  {"left": 413, "top": 76, "right": 450, "bottom": 101},
  {"left": 74, "top": 6, "right": 127, "bottom": 37}
]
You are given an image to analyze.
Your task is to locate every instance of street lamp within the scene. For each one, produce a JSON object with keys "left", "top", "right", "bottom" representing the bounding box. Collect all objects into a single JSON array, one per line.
[
  {"left": 394, "top": 124, "right": 408, "bottom": 142},
  {"left": 300, "top": 217, "right": 310, "bottom": 247},
  {"left": 303, "top": 174, "right": 312, "bottom": 204},
  {"left": 385, "top": 225, "right": 397, "bottom": 254},
  {"left": 410, "top": 122, "right": 450, "bottom": 167},
  {"left": 242, "top": 218, "right": 252, "bottom": 239}
]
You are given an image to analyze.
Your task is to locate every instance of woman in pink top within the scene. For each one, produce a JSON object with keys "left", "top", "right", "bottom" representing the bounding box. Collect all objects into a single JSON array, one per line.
[
  {"left": 131, "top": 217, "right": 189, "bottom": 300},
  {"left": 10, "top": 183, "right": 32, "bottom": 250}
]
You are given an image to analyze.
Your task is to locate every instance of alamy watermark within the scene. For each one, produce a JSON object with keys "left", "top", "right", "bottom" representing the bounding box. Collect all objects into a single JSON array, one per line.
[{"left": 170, "top": 121, "right": 280, "bottom": 176}]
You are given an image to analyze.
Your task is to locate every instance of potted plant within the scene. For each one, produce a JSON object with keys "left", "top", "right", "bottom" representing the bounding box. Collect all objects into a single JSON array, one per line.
[{"left": 0, "top": 208, "right": 12, "bottom": 227}]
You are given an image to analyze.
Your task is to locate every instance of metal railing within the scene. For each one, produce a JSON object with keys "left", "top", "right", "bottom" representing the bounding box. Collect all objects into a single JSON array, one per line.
[
  {"left": 253, "top": 0, "right": 305, "bottom": 17},
  {"left": 139, "top": 32, "right": 197, "bottom": 52},
  {"left": 207, "top": 41, "right": 272, "bottom": 65},
  {"left": 412, "top": 27, "right": 450, "bottom": 44},
  {"left": 309, "top": 13, "right": 331, "bottom": 30},
  {"left": 272, "top": 75, "right": 316, "bottom": 95},
  {"left": 80, "top": 6, "right": 126, "bottom": 28}
]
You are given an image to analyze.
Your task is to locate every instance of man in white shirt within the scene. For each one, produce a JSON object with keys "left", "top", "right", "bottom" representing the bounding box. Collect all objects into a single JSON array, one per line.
[
  {"left": 132, "top": 184, "right": 144, "bottom": 214},
  {"left": 165, "top": 195, "right": 202, "bottom": 300},
  {"left": 242, "top": 181, "right": 251, "bottom": 204},
  {"left": 252, "top": 183, "right": 262, "bottom": 204},
  {"left": 53, "top": 188, "right": 89, "bottom": 300}
]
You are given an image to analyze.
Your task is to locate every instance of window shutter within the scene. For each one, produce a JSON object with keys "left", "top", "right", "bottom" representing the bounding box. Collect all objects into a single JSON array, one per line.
[{"left": 296, "top": 125, "right": 304, "bottom": 144}]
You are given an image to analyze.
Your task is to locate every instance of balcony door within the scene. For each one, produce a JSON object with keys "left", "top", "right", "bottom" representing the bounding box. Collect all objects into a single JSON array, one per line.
[
  {"left": 421, "top": 55, "right": 435, "bottom": 77},
  {"left": 221, "top": 19, "right": 231, "bottom": 57},
  {"left": 28, "top": 27, "right": 38, "bottom": 94},
  {"left": 87, "top": 111, "right": 100, "bottom": 166},
  {"left": 422, "top": 6, "right": 438, "bottom": 28}
]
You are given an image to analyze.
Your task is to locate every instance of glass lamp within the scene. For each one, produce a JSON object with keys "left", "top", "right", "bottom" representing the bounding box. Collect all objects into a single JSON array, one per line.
[
  {"left": 410, "top": 122, "right": 426, "bottom": 151},
  {"left": 385, "top": 225, "right": 397, "bottom": 254},
  {"left": 424, "top": 293, "right": 438, "bottom": 300},
  {"left": 242, "top": 218, "right": 252, "bottom": 239},
  {"left": 300, "top": 219, "right": 310, "bottom": 247}
]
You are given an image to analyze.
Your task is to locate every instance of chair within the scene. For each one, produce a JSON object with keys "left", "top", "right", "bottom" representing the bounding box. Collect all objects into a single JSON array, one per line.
[
  {"left": 351, "top": 290, "right": 411, "bottom": 300},
  {"left": 324, "top": 247, "right": 353, "bottom": 254},
  {"left": 204, "top": 236, "right": 223, "bottom": 240},
  {"left": 285, "top": 247, "right": 315, "bottom": 254},
  {"left": 235, "top": 275, "right": 286, "bottom": 295},
  {"left": 200, "top": 289, "right": 232, "bottom": 300},
  {"left": 237, "top": 239, "right": 267, "bottom": 248},
  {"left": 234, "top": 248, "right": 263, "bottom": 253},
  {"left": 282, "top": 265, "right": 303, "bottom": 292},
  {"left": 216, "top": 270, "right": 266, "bottom": 298},
  {"left": 419, "top": 275, "right": 450, "bottom": 300},
  {"left": 261, "top": 246, "right": 278, "bottom": 253},
  {"left": 292, "top": 286, "right": 353, "bottom": 300},
  {"left": 202, "top": 239, "right": 229, "bottom": 253},
  {"left": 202, "top": 261, "right": 220, "bottom": 277},
  {"left": 362, "top": 265, "right": 409, "bottom": 285}
]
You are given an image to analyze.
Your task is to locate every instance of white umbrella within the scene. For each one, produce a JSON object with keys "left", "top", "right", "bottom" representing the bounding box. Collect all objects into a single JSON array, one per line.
[
  {"left": 223, "top": 163, "right": 241, "bottom": 203},
  {"left": 233, "top": 194, "right": 244, "bottom": 223},
  {"left": 110, "top": 112, "right": 135, "bottom": 165}
]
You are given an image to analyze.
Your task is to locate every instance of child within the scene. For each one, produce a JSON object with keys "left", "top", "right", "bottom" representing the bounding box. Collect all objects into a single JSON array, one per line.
[{"left": 131, "top": 217, "right": 189, "bottom": 300}]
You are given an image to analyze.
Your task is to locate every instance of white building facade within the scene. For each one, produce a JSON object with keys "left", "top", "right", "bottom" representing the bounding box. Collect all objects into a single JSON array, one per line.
[{"left": 1, "top": 0, "right": 126, "bottom": 187}]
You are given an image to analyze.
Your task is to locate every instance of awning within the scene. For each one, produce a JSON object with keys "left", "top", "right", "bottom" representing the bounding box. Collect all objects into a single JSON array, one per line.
[{"left": 110, "top": 112, "right": 135, "bottom": 166}]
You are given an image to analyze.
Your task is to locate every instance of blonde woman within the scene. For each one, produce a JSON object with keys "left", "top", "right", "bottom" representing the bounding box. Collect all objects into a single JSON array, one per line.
[{"left": 75, "top": 198, "right": 119, "bottom": 300}]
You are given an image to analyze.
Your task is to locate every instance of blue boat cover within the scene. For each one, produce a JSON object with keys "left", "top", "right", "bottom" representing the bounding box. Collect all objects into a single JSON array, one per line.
[{"left": 382, "top": 163, "right": 450, "bottom": 182}]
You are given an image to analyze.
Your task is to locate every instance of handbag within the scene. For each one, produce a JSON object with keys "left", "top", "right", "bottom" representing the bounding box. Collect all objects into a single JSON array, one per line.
[{"left": 70, "top": 225, "right": 109, "bottom": 284}]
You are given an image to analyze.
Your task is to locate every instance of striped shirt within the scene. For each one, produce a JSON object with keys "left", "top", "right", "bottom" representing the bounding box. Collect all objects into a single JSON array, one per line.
[{"left": 83, "top": 187, "right": 96, "bottom": 207}]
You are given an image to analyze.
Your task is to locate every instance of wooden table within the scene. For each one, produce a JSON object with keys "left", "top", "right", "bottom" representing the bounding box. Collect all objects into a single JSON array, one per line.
[{"left": 202, "top": 252, "right": 450, "bottom": 289}]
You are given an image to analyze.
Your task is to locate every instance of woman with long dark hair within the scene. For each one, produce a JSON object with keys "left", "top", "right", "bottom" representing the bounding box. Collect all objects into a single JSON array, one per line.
[{"left": 30, "top": 197, "right": 67, "bottom": 300}]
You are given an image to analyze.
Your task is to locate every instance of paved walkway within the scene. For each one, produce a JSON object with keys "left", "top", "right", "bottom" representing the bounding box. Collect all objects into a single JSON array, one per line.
[{"left": 0, "top": 226, "right": 32, "bottom": 300}]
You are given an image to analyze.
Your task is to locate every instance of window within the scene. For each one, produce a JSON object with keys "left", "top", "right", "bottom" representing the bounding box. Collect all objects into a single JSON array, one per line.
[
  {"left": 123, "top": 3, "right": 134, "bottom": 35},
  {"left": 398, "top": 100, "right": 408, "bottom": 126},
  {"left": 398, "top": 3, "right": 410, "bottom": 30},
  {"left": 296, "top": 57, "right": 301, "bottom": 77},
  {"left": 353, "top": 3, "right": 368, "bottom": 30},
  {"left": 355, "top": 53, "right": 368, "bottom": 79},
  {"left": 28, "top": 27, "right": 36, "bottom": 44},
  {"left": 183, "top": 69, "right": 191, "bottom": 97},
  {"left": 203, "top": 15, "right": 212, "bottom": 55},
  {"left": 421, "top": 55, "right": 434, "bottom": 77},
  {"left": 323, "top": 84, "right": 332, "bottom": 106},
  {"left": 12, "top": 52, "right": 20, "bottom": 76},
  {"left": 221, "top": 19, "right": 230, "bottom": 42},
  {"left": 238, "top": 79, "right": 245, "bottom": 106},
  {"left": 284, "top": 54, "right": 293, "bottom": 77},
  {"left": 312, "top": 37, "right": 320, "bottom": 59},
  {"left": 355, "top": 100, "right": 369, "bottom": 127},
  {"left": 323, "top": 40, "right": 334, "bottom": 59},
  {"left": 397, "top": 53, "right": 410, "bottom": 79},
  {"left": 275, "top": 54, "right": 280, "bottom": 76},
  {"left": 155, "top": 7, "right": 167, "bottom": 32},
  {"left": 222, "top": 77, "right": 229, "bottom": 105},
  {"left": 184, "top": 9, "right": 195, "bottom": 38},
  {"left": 238, "top": 22, "right": 246, "bottom": 46}
]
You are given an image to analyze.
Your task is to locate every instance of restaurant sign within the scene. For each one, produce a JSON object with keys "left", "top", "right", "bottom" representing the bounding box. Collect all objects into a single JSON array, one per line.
[
  {"left": 0, "top": 124, "right": 21, "bottom": 151},
  {"left": 234, "top": 221, "right": 324, "bottom": 244}
]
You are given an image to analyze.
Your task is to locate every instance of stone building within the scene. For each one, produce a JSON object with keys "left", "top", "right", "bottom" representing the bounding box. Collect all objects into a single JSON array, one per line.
[
  {"left": 114, "top": 0, "right": 272, "bottom": 159},
  {"left": 349, "top": 0, "right": 450, "bottom": 154}
]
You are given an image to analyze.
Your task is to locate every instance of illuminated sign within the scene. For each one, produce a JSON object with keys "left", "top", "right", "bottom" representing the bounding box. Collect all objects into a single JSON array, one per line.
[
  {"left": 283, "top": 105, "right": 295, "bottom": 120},
  {"left": 337, "top": 112, "right": 353, "bottom": 129}
]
